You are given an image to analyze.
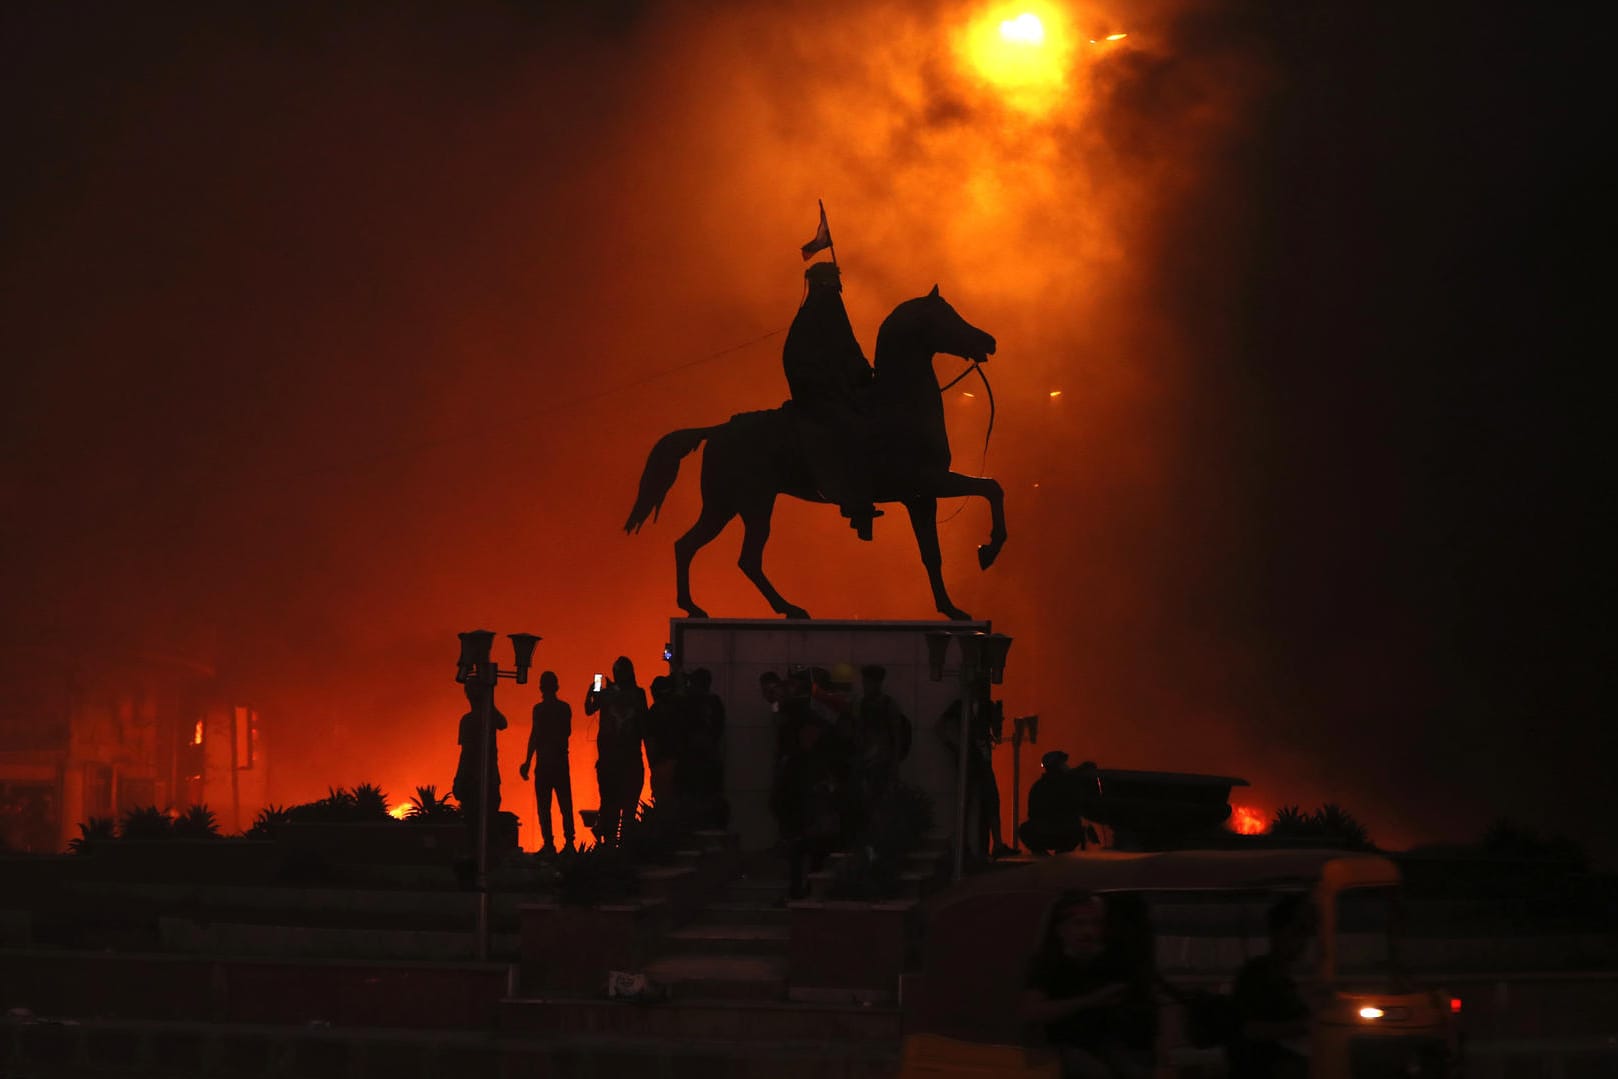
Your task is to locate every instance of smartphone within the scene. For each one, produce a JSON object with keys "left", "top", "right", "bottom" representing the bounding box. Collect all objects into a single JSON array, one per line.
[{"left": 593, "top": 673, "right": 605, "bottom": 692}]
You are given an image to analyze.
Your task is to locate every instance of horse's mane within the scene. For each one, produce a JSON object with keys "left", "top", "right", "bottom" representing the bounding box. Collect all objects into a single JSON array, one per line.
[{"left": 873, "top": 294, "right": 932, "bottom": 362}]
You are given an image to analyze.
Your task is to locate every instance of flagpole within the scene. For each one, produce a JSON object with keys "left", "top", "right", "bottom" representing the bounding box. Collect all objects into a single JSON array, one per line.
[{"left": 821, "top": 199, "right": 838, "bottom": 268}]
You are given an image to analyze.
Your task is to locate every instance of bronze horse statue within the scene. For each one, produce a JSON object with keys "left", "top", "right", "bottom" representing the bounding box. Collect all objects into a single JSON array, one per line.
[{"left": 625, "top": 286, "right": 1005, "bottom": 620}]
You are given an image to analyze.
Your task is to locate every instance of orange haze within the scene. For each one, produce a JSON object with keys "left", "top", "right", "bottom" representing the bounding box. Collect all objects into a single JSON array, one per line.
[{"left": 4, "top": 0, "right": 1482, "bottom": 855}]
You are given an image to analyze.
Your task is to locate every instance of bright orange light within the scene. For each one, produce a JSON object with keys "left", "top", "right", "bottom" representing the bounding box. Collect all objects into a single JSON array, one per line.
[
  {"left": 1048, "top": 389, "right": 1062, "bottom": 397},
  {"left": 962, "top": 391, "right": 976, "bottom": 398},
  {"left": 1358, "top": 1006, "right": 1385, "bottom": 1020},
  {"left": 1230, "top": 804, "right": 1267, "bottom": 835},
  {"left": 958, "top": 3, "right": 1074, "bottom": 115},
  {"left": 1105, "top": 32, "right": 1128, "bottom": 41},
  {"left": 389, "top": 803, "right": 411, "bottom": 820},
  {"left": 191, "top": 720, "right": 204, "bottom": 746},
  {"left": 1000, "top": 13, "right": 1045, "bottom": 45}
]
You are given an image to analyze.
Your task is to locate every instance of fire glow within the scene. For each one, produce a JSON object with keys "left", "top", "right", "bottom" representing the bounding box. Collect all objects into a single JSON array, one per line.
[{"left": 1230, "top": 804, "right": 1268, "bottom": 835}]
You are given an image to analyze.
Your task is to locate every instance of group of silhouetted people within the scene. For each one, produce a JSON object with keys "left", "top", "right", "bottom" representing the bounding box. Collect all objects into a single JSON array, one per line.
[
  {"left": 1025, "top": 889, "right": 1315, "bottom": 1078},
  {"left": 761, "top": 663, "right": 910, "bottom": 899},
  {"left": 452, "top": 656, "right": 728, "bottom": 856}
]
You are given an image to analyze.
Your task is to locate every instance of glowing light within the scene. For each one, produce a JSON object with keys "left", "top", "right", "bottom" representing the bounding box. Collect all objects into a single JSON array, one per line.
[
  {"left": 1358, "top": 1006, "right": 1385, "bottom": 1020},
  {"left": 1048, "top": 389, "right": 1062, "bottom": 397},
  {"left": 191, "top": 720, "right": 204, "bottom": 746},
  {"left": 962, "top": 391, "right": 976, "bottom": 398},
  {"left": 1105, "top": 32, "right": 1128, "bottom": 41},
  {"left": 1000, "top": 13, "right": 1045, "bottom": 44},
  {"left": 389, "top": 803, "right": 411, "bottom": 820},
  {"left": 958, "top": 3, "right": 1074, "bottom": 114},
  {"left": 1229, "top": 805, "right": 1267, "bottom": 835},
  {"left": 1449, "top": 997, "right": 1463, "bottom": 1014}
]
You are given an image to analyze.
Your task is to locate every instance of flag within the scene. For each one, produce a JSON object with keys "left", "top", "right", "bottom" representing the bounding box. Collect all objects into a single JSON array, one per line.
[{"left": 801, "top": 200, "right": 832, "bottom": 260}]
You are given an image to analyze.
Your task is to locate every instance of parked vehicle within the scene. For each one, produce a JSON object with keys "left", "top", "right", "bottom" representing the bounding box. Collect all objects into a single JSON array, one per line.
[{"left": 902, "top": 849, "right": 1460, "bottom": 1077}]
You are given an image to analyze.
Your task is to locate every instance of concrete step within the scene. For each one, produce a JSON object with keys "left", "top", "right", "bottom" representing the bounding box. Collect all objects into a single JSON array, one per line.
[
  {"left": 159, "top": 918, "right": 521, "bottom": 962},
  {"left": 498, "top": 991, "right": 903, "bottom": 1043},
  {"left": 661, "top": 922, "right": 791, "bottom": 956},
  {"left": 723, "top": 876, "right": 790, "bottom": 902},
  {"left": 639, "top": 953, "right": 790, "bottom": 1001},
  {"left": 693, "top": 901, "right": 790, "bottom": 926}
]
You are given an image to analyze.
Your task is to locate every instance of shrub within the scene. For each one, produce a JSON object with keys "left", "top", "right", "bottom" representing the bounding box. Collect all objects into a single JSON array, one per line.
[
  {"left": 246, "top": 805, "right": 291, "bottom": 840},
  {"left": 171, "top": 804, "right": 220, "bottom": 839},
  {"left": 1269, "top": 803, "right": 1374, "bottom": 851},
  {"left": 119, "top": 805, "right": 172, "bottom": 840},
  {"left": 67, "top": 816, "right": 117, "bottom": 855},
  {"left": 404, "top": 784, "right": 461, "bottom": 822},
  {"left": 554, "top": 842, "right": 641, "bottom": 906}
]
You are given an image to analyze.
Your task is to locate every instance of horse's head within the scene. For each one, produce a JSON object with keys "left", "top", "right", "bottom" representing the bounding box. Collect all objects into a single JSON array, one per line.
[{"left": 878, "top": 285, "right": 997, "bottom": 367}]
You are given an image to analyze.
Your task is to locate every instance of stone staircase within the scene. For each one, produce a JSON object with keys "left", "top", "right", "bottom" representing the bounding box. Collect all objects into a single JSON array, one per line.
[
  {"left": 500, "top": 844, "right": 906, "bottom": 1056},
  {"left": 640, "top": 849, "right": 794, "bottom": 1001}
]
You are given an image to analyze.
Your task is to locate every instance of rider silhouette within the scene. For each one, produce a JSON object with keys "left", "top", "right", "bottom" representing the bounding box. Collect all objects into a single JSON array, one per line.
[{"left": 783, "top": 261, "right": 881, "bottom": 540}]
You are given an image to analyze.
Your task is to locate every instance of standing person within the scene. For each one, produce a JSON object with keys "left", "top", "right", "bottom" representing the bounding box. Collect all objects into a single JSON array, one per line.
[
  {"left": 585, "top": 656, "right": 647, "bottom": 848},
  {"left": 644, "top": 674, "right": 684, "bottom": 810},
  {"left": 782, "top": 260, "right": 880, "bottom": 540},
  {"left": 518, "top": 671, "right": 574, "bottom": 855},
  {"left": 938, "top": 683, "right": 1016, "bottom": 860},
  {"left": 681, "top": 668, "right": 727, "bottom": 828},
  {"left": 1227, "top": 895, "right": 1315, "bottom": 1078},
  {"left": 850, "top": 664, "right": 907, "bottom": 824},
  {"left": 453, "top": 680, "right": 507, "bottom": 850},
  {"left": 1023, "top": 891, "right": 1142, "bottom": 1079}
]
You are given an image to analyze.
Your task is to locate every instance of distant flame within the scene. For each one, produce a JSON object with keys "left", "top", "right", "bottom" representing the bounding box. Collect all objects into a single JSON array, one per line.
[
  {"left": 191, "top": 720, "right": 204, "bottom": 746},
  {"left": 1230, "top": 804, "right": 1267, "bottom": 835},
  {"left": 389, "top": 803, "right": 411, "bottom": 820},
  {"left": 1000, "top": 13, "right": 1045, "bottom": 45}
]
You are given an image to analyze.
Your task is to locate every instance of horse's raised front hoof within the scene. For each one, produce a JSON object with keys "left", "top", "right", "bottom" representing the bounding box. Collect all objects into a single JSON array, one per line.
[
  {"left": 681, "top": 603, "right": 709, "bottom": 619},
  {"left": 782, "top": 606, "right": 811, "bottom": 620},
  {"left": 941, "top": 606, "right": 973, "bottom": 622},
  {"left": 977, "top": 543, "right": 1003, "bottom": 571}
]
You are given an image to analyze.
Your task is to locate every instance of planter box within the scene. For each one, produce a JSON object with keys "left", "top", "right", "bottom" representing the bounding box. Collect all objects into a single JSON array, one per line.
[
  {"left": 76, "top": 840, "right": 282, "bottom": 884},
  {"left": 277, "top": 821, "right": 496, "bottom": 865},
  {"left": 518, "top": 899, "right": 668, "bottom": 994},
  {"left": 787, "top": 899, "right": 917, "bottom": 1000}
]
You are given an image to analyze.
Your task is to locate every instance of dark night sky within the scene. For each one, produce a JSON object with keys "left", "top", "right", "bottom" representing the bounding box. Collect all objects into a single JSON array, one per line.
[{"left": 2, "top": 1, "right": 1611, "bottom": 860}]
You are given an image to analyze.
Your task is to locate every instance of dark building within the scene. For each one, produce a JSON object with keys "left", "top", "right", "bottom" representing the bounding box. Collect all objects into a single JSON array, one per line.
[{"left": 0, "top": 638, "right": 265, "bottom": 852}]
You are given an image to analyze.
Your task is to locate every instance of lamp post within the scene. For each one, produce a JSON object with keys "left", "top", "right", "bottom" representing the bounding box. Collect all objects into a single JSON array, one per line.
[
  {"left": 925, "top": 629, "right": 1013, "bottom": 881},
  {"left": 1009, "top": 714, "right": 1038, "bottom": 853},
  {"left": 455, "top": 629, "right": 541, "bottom": 961}
]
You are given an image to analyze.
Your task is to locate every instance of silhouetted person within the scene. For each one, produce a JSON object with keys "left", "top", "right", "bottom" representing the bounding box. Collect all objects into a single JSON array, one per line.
[
  {"left": 644, "top": 673, "right": 684, "bottom": 809},
  {"left": 681, "top": 667, "right": 727, "bottom": 827},
  {"left": 783, "top": 260, "right": 880, "bottom": 539},
  {"left": 453, "top": 681, "right": 507, "bottom": 850},
  {"left": 938, "top": 684, "right": 1015, "bottom": 860},
  {"left": 518, "top": 670, "right": 574, "bottom": 854},
  {"left": 1023, "top": 891, "right": 1149, "bottom": 1078},
  {"left": 585, "top": 656, "right": 647, "bottom": 848},
  {"left": 850, "top": 664, "right": 907, "bottom": 825},
  {"left": 1228, "top": 894, "right": 1315, "bottom": 1078},
  {"left": 1020, "top": 751, "right": 1089, "bottom": 855},
  {"left": 772, "top": 667, "right": 850, "bottom": 898}
]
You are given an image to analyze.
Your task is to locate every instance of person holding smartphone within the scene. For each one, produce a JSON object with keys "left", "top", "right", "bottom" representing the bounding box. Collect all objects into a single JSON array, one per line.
[{"left": 584, "top": 656, "right": 647, "bottom": 848}]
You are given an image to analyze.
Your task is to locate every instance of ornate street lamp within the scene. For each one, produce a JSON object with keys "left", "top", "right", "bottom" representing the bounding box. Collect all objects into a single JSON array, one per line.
[
  {"left": 455, "top": 629, "right": 541, "bottom": 960},
  {"left": 926, "top": 629, "right": 1014, "bottom": 880}
]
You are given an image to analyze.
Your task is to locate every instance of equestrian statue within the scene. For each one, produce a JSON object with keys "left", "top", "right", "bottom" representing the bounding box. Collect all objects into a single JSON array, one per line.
[{"left": 625, "top": 256, "right": 1005, "bottom": 621}]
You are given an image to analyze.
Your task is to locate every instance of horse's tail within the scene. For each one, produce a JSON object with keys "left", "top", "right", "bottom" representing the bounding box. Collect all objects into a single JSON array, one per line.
[{"left": 624, "top": 426, "right": 715, "bottom": 533}]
